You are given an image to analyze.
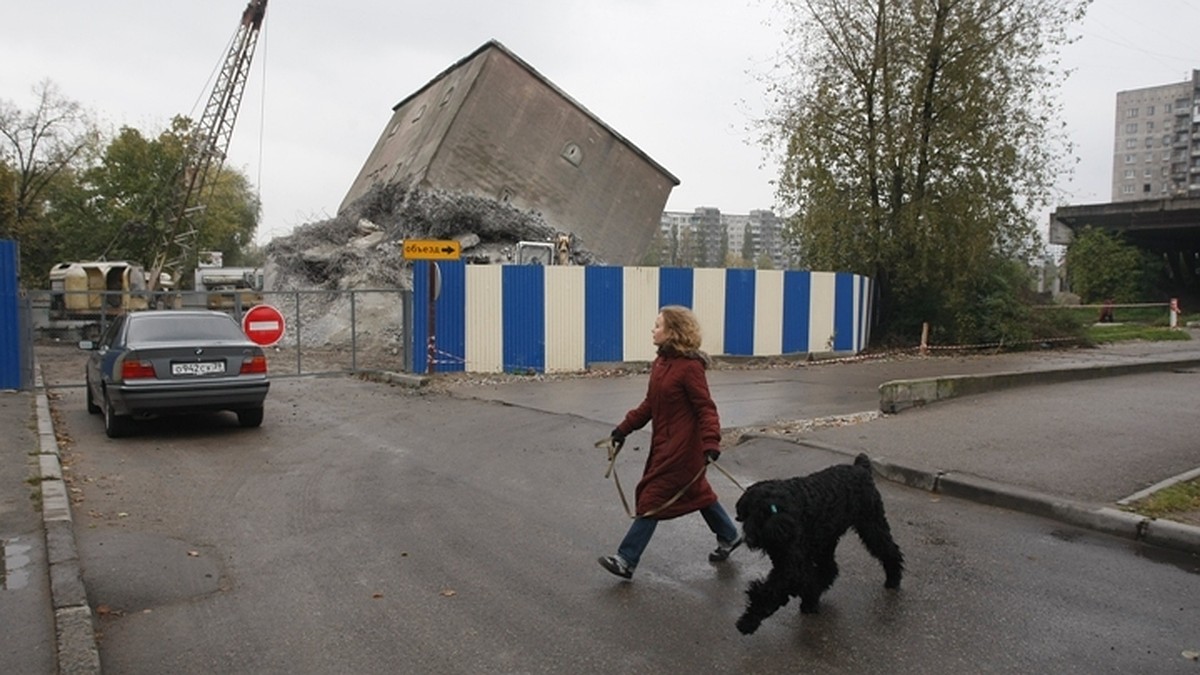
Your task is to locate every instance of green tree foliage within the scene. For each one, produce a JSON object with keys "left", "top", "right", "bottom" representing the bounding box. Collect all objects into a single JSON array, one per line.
[
  {"left": 1065, "top": 227, "right": 1155, "bottom": 304},
  {"left": 764, "top": 0, "right": 1088, "bottom": 344},
  {"left": 1, "top": 81, "right": 260, "bottom": 287},
  {"left": 42, "top": 117, "right": 259, "bottom": 286}
]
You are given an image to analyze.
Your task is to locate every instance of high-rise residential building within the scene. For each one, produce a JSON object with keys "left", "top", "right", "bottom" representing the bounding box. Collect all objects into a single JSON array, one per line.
[
  {"left": 658, "top": 208, "right": 788, "bottom": 269},
  {"left": 1111, "top": 69, "right": 1200, "bottom": 202}
]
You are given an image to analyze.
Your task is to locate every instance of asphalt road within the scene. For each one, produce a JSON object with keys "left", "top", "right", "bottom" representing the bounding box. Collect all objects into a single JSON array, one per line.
[{"left": 47, "top": 358, "right": 1200, "bottom": 674}]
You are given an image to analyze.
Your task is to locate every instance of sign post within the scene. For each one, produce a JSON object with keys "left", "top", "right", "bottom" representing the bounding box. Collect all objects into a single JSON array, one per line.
[
  {"left": 241, "top": 304, "right": 286, "bottom": 346},
  {"left": 403, "top": 240, "right": 460, "bottom": 373}
]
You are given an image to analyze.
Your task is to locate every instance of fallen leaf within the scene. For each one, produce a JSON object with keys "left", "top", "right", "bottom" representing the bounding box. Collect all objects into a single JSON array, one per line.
[
  {"left": 440, "top": 589, "right": 456, "bottom": 597},
  {"left": 1183, "top": 650, "right": 1199, "bottom": 661},
  {"left": 372, "top": 593, "right": 384, "bottom": 599},
  {"left": 117, "top": 512, "right": 129, "bottom": 518},
  {"left": 187, "top": 550, "right": 200, "bottom": 557}
]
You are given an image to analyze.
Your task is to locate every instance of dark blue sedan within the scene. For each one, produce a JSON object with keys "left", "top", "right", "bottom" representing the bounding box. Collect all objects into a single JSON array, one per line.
[{"left": 81, "top": 310, "right": 270, "bottom": 438}]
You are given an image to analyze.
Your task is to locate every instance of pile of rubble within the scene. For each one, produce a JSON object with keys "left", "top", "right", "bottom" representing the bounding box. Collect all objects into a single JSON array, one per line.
[{"left": 261, "top": 182, "right": 601, "bottom": 348}]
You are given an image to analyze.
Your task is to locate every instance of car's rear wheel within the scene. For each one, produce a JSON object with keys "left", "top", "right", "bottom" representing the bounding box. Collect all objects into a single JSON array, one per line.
[
  {"left": 103, "top": 390, "right": 132, "bottom": 438},
  {"left": 237, "top": 406, "right": 264, "bottom": 428},
  {"left": 85, "top": 375, "right": 101, "bottom": 415}
]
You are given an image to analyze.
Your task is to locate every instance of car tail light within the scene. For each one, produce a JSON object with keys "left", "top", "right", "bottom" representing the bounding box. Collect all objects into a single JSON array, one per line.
[
  {"left": 121, "top": 359, "right": 157, "bottom": 380},
  {"left": 240, "top": 355, "right": 268, "bottom": 374}
]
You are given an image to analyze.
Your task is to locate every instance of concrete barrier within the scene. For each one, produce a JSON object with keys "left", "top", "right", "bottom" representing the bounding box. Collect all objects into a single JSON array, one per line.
[{"left": 879, "top": 357, "right": 1200, "bottom": 413}]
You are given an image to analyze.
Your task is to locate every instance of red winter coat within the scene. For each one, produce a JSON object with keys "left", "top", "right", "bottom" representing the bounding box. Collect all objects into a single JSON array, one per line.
[{"left": 615, "top": 349, "right": 721, "bottom": 520}]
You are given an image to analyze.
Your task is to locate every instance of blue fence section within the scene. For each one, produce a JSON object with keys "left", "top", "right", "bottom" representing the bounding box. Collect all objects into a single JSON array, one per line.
[
  {"left": 584, "top": 266, "right": 623, "bottom": 363},
  {"left": 410, "top": 262, "right": 873, "bottom": 374},
  {"left": 0, "top": 240, "right": 23, "bottom": 389}
]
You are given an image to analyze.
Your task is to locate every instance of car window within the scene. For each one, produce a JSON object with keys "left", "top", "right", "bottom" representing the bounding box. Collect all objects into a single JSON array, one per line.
[
  {"left": 127, "top": 314, "right": 246, "bottom": 343},
  {"left": 98, "top": 315, "right": 124, "bottom": 349}
]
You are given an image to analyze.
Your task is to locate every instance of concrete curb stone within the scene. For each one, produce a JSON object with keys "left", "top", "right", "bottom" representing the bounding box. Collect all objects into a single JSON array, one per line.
[{"left": 33, "top": 362, "right": 102, "bottom": 675}]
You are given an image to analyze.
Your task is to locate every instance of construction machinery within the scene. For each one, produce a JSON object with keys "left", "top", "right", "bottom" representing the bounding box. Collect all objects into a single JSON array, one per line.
[
  {"left": 191, "top": 251, "right": 264, "bottom": 310},
  {"left": 146, "top": 0, "right": 268, "bottom": 292}
]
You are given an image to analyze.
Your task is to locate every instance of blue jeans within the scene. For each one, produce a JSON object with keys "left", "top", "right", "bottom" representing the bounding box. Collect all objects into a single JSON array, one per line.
[{"left": 616, "top": 501, "right": 740, "bottom": 568}]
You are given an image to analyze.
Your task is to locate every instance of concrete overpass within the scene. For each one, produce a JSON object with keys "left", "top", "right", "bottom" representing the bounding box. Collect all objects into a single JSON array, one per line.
[{"left": 1050, "top": 197, "right": 1200, "bottom": 293}]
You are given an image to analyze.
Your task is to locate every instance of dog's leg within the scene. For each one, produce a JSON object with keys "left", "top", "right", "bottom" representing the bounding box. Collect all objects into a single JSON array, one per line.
[
  {"left": 736, "top": 562, "right": 797, "bottom": 635},
  {"left": 799, "top": 543, "right": 839, "bottom": 613},
  {"left": 855, "top": 518, "right": 904, "bottom": 589}
]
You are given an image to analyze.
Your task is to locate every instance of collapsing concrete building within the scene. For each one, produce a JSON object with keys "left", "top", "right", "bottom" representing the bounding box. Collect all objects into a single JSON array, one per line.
[{"left": 339, "top": 40, "right": 680, "bottom": 266}]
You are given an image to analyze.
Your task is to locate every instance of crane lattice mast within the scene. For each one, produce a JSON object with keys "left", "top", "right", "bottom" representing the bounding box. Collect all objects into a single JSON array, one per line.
[{"left": 148, "top": 0, "right": 268, "bottom": 292}]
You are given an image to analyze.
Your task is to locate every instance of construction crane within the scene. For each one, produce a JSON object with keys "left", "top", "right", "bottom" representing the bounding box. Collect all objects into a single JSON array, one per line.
[{"left": 147, "top": 0, "right": 268, "bottom": 292}]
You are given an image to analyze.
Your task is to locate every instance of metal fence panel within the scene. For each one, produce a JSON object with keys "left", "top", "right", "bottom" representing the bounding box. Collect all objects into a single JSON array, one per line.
[
  {"left": 0, "top": 240, "right": 27, "bottom": 390},
  {"left": 27, "top": 288, "right": 411, "bottom": 385}
]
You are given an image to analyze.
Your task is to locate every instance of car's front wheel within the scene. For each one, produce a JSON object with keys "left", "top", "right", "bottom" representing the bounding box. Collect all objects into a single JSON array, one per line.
[
  {"left": 237, "top": 406, "right": 264, "bottom": 428},
  {"left": 103, "top": 390, "right": 132, "bottom": 438}
]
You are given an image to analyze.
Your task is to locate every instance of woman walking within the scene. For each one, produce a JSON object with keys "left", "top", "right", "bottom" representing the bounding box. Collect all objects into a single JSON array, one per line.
[{"left": 598, "top": 305, "right": 741, "bottom": 579}]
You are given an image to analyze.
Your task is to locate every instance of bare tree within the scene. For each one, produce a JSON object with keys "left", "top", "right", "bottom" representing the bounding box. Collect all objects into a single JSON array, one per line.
[{"left": 0, "top": 79, "right": 100, "bottom": 236}]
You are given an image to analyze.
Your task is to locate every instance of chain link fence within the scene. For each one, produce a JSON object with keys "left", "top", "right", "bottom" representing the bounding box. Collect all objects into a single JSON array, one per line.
[{"left": 27, "top": 288, "right": 413, "bottom": 385}]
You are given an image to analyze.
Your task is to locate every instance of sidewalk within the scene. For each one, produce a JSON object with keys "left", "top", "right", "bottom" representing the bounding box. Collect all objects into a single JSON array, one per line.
[{"left": 1, "top": 374, "right": 101, "bottom": 674}]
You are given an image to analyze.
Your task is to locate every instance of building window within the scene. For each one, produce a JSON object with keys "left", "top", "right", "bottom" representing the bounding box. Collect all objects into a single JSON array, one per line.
[
  {"left": 1146, "top": 121, "right": 1154, "bottom": 132},
  {"left": 1146, "top": 153, "right": 1154, "bottom": 163},
  {"left": 1125, "top": 154, "right": 1136, "bottom": 164},
  {"left": 1122, "top": 184, "right": 1135, "bottom": 194},
  {"left": 1126, "top": 107, "right": 1139, "bottom": 118},
  {"left": 1125, "top": 138, "right": 1138, "bottom": 149},
  {"left": 1147, "top": 105, "right": 1156, "bottom": 116},
  {"left": 1144, "top": 168, "right": 1154, "bottom": 178},
  {"left": 1125, "top": 123, "right": 1138, "bottom": 134},
  {"left": 1144, "top": 137, "right": 1154, "bottom": 148},
  {"left": 1124, "top": 169, "right": 1135, "bottom": 179},
  {"left": 561, "top": 142, "right": 583, "bottom": 167},
  {"left": 1143, "top": 183, "right": 1152, "bottom": 193},
  {"left": 1164, "top": 135, "right": 1173, "bottom": 147}
]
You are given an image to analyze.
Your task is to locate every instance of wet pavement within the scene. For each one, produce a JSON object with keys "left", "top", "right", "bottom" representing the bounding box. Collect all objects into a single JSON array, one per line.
[{"left": 9, "top": 334, "right": 1200, "bottom": 672}]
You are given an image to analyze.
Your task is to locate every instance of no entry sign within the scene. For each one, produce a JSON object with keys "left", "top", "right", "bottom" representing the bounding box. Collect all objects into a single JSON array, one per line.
[{"left": 242, "top": 304, "right": 286, "bottom": 346}]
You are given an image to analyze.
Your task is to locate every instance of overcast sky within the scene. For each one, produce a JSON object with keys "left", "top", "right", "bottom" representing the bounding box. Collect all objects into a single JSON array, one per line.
[{"left": 2, "top": 1, "right": 1198, "bottom": 247}]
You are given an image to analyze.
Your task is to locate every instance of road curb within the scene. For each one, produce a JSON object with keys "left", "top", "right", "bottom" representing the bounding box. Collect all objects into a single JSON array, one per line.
[
  {"left": 791, "top": 438, "right": 1200, "bottom": 557},
  {"left": 879, "top": 357, "right": 1200, "bottom": 413},
  {"left": 33, "top": 361, "right": 102, "bottom": 675}
]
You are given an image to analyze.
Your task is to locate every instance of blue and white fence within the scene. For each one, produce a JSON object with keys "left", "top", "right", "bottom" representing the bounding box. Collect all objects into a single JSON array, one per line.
[
  {"left": 0, "top": 240, "right": 26, "bottom": 389},
  {"left": 411, "top": 262, "right": 873, "bottom": 373}
]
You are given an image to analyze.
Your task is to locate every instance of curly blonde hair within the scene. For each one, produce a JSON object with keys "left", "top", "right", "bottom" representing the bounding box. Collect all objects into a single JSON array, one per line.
[{"left": 658, "top": 305, "right": 703, "bottom": 352}]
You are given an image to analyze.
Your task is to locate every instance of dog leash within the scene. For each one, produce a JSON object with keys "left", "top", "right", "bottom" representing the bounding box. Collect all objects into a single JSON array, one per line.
[{"left": 595, "top": 437, "right": 745, "bottom": 519}]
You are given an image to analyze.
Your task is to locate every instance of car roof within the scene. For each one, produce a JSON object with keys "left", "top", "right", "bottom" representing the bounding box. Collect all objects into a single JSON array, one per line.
[{"left": 127, "top": 310, "right": 234, "bottom": 320}]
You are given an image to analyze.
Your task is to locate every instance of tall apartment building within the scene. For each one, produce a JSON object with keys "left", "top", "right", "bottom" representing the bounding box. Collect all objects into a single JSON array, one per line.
[
  {"left": 1111, "top": 69, "right": 1200, "bottom": 202},
  {"left": 658, "top": 207, "right": 788, "bottom": 269}
]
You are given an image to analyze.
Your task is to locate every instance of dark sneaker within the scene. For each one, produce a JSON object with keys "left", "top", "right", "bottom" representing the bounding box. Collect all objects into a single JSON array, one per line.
[
  {"left": 708, "top": 535, "right": 743, "bottom": 562},
  {"left": 598, "top": 555, "right": 633, "bottom": 579}
]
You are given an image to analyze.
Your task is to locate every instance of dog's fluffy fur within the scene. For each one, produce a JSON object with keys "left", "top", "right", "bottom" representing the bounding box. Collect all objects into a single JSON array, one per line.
[{"left": 734, "top": 453, "right": 903, "bottom": 635}]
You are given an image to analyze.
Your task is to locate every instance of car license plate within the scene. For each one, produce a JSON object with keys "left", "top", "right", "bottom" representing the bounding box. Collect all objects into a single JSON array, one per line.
[{"left": 172, "top": 361, "right": 226, "bottom": 376}]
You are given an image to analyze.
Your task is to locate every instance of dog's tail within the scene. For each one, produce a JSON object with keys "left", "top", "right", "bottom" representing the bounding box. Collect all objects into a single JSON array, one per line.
[{"left": 854, "top": 453, "right": 873, "bottom": 471}]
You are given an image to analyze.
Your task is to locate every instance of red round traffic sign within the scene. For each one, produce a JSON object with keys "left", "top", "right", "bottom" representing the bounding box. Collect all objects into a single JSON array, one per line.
[{"left": 242, "top": 304, "right": 286, "bottom": 346}]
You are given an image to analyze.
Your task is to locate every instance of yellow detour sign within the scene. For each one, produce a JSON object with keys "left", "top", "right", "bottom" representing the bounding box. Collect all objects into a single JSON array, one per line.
[{"left": 403, "top": 239, "right": 461, "bottom": 260}]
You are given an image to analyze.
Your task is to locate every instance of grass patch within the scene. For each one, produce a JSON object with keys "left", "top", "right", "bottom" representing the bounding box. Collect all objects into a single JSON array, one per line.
[
  {"left": 1127, "top": 479, "right": 1200, "bottom": 519},
  {"left": 1085, "top": 324, "right": 1192, "bottom": 343}
]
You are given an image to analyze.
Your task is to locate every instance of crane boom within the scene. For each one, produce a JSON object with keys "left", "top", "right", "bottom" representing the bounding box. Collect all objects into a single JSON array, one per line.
[{"left": 148, "top": 0, "right": 268, "bottom": 292}]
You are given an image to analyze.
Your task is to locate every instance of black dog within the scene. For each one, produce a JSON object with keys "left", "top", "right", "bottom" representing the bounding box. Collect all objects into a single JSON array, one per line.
[{"left": 734, "top": 453, "right": 903, "bottom": 634}]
